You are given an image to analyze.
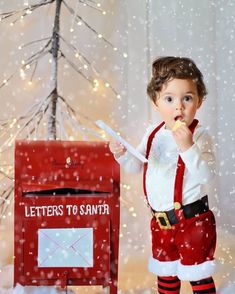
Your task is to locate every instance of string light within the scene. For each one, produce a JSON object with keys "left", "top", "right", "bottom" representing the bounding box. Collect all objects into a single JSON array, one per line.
[
  {"left": 93, "top": 79, "right": 99, "bottom": 86},
  {"left": 123, "top": 53, "right": 128, "bottom": 58},
  {"left": 98, "top": 34, "right": 102, "bottom": 39},
  {"left": 9, "top": 118, "right": 17, "bottom": 128},
  {"left": 105, "top": 82, "right": 110, "bottom": 88},
  {"left": 20, "top": 69, "right": 26, "bottom": 80},
  {"left": 93, "top": 79, "right": 99, "bottom": 92}
]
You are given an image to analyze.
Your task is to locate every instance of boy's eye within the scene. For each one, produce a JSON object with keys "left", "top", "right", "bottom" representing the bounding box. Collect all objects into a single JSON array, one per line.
[
  {"left": 164, "top": 96, "right": 173, "bottom": 103},
  {"left": 183, "top": 95, "right": 193, "bottom": 102}
]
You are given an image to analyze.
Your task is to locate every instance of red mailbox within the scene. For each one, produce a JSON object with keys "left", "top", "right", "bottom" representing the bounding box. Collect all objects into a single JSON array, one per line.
[{"left": 14, "top": 140, "right": 120, "bottom": 293}]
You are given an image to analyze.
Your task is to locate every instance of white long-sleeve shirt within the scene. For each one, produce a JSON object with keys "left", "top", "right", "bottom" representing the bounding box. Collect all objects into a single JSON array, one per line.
[{"left": 117, "top": 124, "right": 216, "bottom": 211}]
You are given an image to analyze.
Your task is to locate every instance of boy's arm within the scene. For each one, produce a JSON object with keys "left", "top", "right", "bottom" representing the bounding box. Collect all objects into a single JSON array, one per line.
[
  {"left": 179, "top": 129, "right": 216, "bottom": 184},
  {"left": 109, "top": 125, "right": 154, "bottom": 173}
]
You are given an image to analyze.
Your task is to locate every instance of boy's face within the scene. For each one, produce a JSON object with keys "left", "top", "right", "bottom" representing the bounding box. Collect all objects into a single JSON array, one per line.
[{"left": 154, "top": 78, "right": 202, "bottom": 129}]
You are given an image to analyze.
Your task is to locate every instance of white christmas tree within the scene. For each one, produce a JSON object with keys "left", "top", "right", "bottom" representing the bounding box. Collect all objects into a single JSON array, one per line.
[{"left": 0, "top": 0, "right": 126, "bottom": 218}]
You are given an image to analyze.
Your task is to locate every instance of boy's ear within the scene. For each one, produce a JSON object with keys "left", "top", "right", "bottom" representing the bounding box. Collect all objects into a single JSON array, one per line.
[
  {"left": 197, "top": 98, "right": 203, "bottom": 109},
  {"left": 153, "top": 102, "right": 159, "bottom": 110},
  {"left": 153, "top": 98, "right": 159, "bottom": 109},
  {"left": 153, "top": 101, "right": 159, "bottom": 110}
]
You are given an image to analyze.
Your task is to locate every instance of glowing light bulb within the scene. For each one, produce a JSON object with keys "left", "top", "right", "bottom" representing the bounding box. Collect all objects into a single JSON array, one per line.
[
  {"left": 18, "top": 46, "right": 22, "bottom": 50},
  {"left": 83, "top": 64, "right": 88, "bottom": 69},
  {"left": 98, "top": 34, "right": 103, "bottom": 38},
  {"left": 25, "top": 64, "right": 30, "bottom": 69},
  {"left": 21, "top": 60, "right": 25, "bottom": 65},
  {"left": 102, "top": 11, "right": 106, "bottom": 15},
  {"left": 75, "top": 53, "right": 79, "bottom": 58},
  {"left": 28, "top": 81, "right": 32, "bottom": 86},
  {"left": 93, "top": 79, "right": 99, "bottom": 86},
  {"left": 93, "top": 87, "right": 98, "bottom": 92},
  {"left": 70, "top": 28, "right": 74, "bottom": 32},
  {"left": 97, "top": 3, "right": 101, "bottom": 7},
  {"left": 49, "top": 58, "right": 52, "bottom": 63},
  {"left": 10, "top": 22, "right": 14, "bottom": 27},
  {"left": 77, "top": 21, "right": 82, "bottom": 26},
  {"left": 113, "top": 47, "right": 117, "bottom": 51},
  {"left": 20, "top": 69, "right": 26, "bottom": 80},
  {"left": 105, "top": 82, "right": 110, "bottom": 88},
  {"left": 123, "top": 53, "right": 128, "bottom": 58},
  {"left": 26, "top": 9, "right": 32, "bottom": 15},
  {"left": 117, "top": 94, "right": 121, "bottom": 99}
]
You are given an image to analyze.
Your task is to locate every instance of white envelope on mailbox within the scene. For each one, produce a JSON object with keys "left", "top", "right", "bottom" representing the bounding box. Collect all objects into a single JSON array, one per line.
[{"left": 38, "top": 228, "right": 93, "bottom": 268}]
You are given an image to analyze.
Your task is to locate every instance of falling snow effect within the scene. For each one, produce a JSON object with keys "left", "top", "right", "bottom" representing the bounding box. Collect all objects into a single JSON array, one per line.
[{"left": 0, "top": 0, "right": 235, "bottom": 293}]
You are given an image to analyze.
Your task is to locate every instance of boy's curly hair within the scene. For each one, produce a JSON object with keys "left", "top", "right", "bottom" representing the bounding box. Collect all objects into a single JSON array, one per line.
[{"left": 147, "top": 56, "right": 207, "bottom": 104}]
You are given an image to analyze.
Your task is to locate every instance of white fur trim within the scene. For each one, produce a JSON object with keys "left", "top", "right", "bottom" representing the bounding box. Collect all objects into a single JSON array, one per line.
[
  {"left": 178, "top": 259, "right": 217, "bottom": 281},
  {"left": 148, "top": 256, "right": 179, "bottom": 276}
]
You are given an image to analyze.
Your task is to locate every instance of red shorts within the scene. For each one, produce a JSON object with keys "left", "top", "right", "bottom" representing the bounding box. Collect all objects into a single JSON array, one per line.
[{"left": 149, "top": 210, "right": 217, "bottom": 280}]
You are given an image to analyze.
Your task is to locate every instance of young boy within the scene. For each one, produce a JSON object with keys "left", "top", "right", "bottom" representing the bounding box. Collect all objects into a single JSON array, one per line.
[{"left": 109, "top": 57, "right": 217, "bottom": 294}]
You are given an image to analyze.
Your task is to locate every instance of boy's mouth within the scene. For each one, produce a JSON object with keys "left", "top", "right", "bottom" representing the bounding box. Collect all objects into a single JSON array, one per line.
[{"left": 174, "top": 115, "right": 184, "bottom": 121}]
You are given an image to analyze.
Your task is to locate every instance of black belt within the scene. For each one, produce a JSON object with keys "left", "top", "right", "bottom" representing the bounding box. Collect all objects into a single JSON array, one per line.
[{"left": 152, "top": 196, "right": 209, "bottom": 230}]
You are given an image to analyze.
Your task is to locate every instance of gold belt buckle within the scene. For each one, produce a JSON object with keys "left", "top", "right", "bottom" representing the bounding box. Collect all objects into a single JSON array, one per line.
[{"left": 155, "top": 212, "right": 172, "bottom": 230}]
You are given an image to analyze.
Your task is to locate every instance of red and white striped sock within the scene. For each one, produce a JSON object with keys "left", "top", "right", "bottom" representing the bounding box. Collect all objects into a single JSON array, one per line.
[
  {"left": 190, "top": 277, "right": 216, "bottom": 294},
  {"left": 157, "top": 276, "right": 181, "bottom": 294}
]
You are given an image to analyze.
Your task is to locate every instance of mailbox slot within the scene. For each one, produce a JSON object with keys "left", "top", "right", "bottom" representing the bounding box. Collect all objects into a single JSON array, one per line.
[{"left": 23, "top": 187, "right": 110, "bottom": 196}]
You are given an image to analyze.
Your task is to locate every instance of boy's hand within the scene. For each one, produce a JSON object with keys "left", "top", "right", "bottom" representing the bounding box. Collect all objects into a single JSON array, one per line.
[
  {"left": 172, "top": 124, "right": 193, "bottom": 152},
  {"left": 109, "top": 139, "right": 127, "bottom": 158}
]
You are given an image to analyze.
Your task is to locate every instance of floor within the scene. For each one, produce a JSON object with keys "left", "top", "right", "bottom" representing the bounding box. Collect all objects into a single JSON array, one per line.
[{"left": 1, "top": 229, "right": 235, "bottom": 294}]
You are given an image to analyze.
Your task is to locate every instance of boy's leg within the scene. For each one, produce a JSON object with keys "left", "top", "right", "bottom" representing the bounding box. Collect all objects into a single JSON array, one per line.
[
  {"left": 157, "top": 276, "right": 181, "bottom": 294},
  {"left": 190, "top": 277, "right": 216, "bottom": 294}
]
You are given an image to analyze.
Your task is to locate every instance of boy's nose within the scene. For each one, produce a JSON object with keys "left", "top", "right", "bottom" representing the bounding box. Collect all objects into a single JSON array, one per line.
[
  {"left": 176, "top": 105, "right": 183, "bottom": 110},
  {"left": 175, "top": 100, "right": 183, "bottom": 110}
]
